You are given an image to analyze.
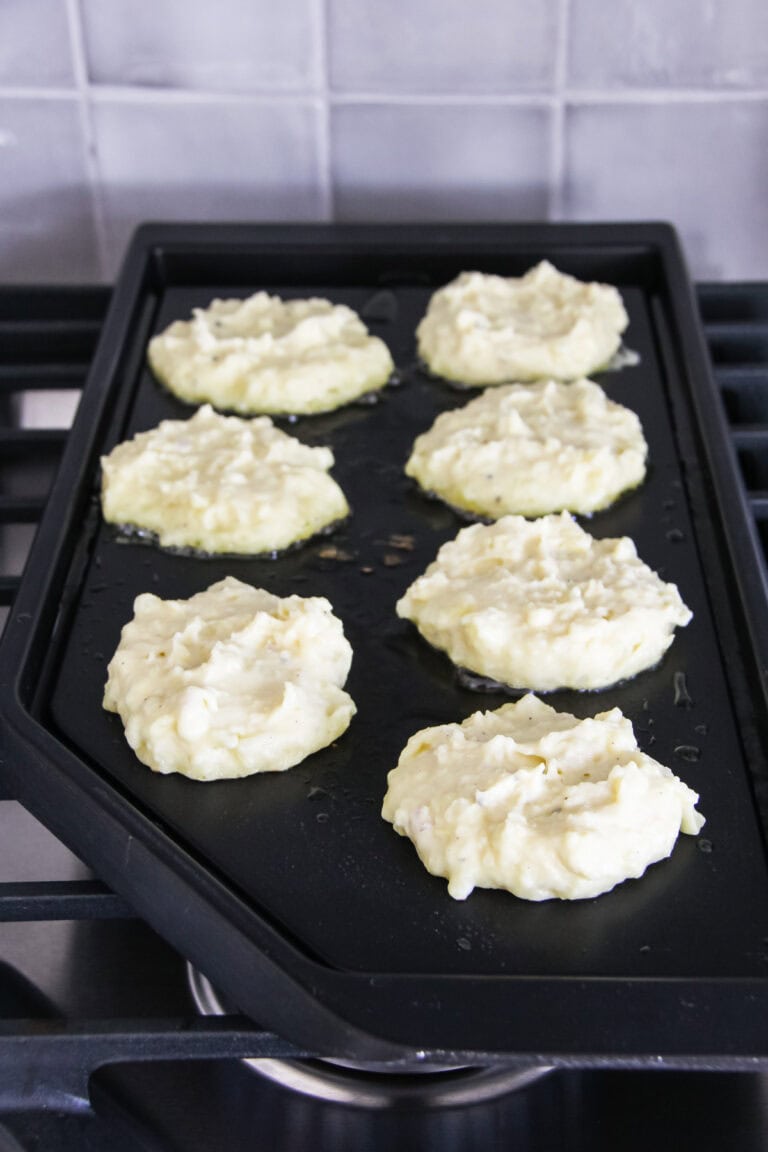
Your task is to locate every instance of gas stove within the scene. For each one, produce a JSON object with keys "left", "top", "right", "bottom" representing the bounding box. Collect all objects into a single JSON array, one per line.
[{"left": 1, "top": 279, "right": 768, "bottom": 1151}]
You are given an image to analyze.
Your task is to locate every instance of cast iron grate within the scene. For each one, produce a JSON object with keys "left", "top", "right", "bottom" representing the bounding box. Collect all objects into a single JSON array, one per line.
[
  {"left": 697, "top": 283, "right": 768, "bottom": 563},
  {"left": 0, "top": 279, "right": 767, "bottom": 1098},
  {"left": 0, "top": 287, "right": 302, "bottom": 1112}
]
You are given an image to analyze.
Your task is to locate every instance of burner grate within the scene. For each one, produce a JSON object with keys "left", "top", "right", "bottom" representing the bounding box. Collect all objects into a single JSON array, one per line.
[
  {"left": 0, "top": 287, "right": 305, "bottom": 1117},
  {"left": 697, "top": 282, "right": 768, "bottom": 576},
  {"left": 0, "top": 280, "right": 767, "bottom": 1117},
  {"left": 0, "top": 287, "right": 109, "bottom": 630}
]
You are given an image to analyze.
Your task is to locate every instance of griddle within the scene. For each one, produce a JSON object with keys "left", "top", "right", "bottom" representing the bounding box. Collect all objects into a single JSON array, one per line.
[{"left": 2, "top": 223, "right": 768, "bottom": 1065}]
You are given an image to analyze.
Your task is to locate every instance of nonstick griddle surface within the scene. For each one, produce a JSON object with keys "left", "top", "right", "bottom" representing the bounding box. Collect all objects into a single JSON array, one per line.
[
  {"left": 6, "top": 225, "right": 768, "bottom": 1059},
  {"left": 49, "top": 274, "right": 768, "bottom": 974}
]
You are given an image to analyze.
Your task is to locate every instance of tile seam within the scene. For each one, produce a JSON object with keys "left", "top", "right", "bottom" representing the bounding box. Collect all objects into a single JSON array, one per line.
[
  {"left": 4, "top": 86, "right": 765, "bottom": 107},
  {"left": 314, "top": 0, "right": 333, "bottom": 221},
  {"left": 549, "top": 0, "right": 571, "bottom": 220},
  {"left": 63, "top": 0, "right": 110, "bottom": 280}
]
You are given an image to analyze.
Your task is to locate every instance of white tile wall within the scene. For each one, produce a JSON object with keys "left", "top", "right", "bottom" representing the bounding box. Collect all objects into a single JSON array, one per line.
[
  {"left": 0, "top": 97, "right": 101, "bottom": 281},
  {"left": 0, "top": 0, "right": 75, "bottom": 87},
  {"left": 332, "top": 104, "right": 551, "bottom": 221},
  {"left": 563, "top": 100, "right": 768, "bottom": 280},
  {"left": 92, "top": 96, "right": 325, "bottom": 274},
  {"left": 80, "top": 0, "right": 319, "bottom": 92},
  {"left": 569, "top": 0, "right": 768, "bottom": 89},
  {"left": 0, "top": 0, "right": 766, "bottom": 282},
  {"left": 328, "top": 0, "right": 559, "bottom": 93}
]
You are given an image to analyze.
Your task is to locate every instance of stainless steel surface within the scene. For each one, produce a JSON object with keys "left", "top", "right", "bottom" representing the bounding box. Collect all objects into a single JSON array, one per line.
[
  {"left": 0, "top": 806, "right": 189, "bottom": 1022},
  {"left": 188, "top": 964, "right": 552, "bottom": 1109}
]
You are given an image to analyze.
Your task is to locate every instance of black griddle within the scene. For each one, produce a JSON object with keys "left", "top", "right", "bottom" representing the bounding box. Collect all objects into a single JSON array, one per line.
[{"left": 2, "top": 223, "right": 768, "bottom": 1065}]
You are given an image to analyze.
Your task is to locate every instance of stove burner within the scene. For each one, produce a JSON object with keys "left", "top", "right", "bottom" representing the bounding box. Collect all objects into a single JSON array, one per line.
[{"left": 187, "top": 964, "right": 551, "bottom": 1109}]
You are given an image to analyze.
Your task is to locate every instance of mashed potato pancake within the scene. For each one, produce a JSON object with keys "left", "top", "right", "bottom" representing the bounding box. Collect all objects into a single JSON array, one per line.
[
  {"left": 405, "top": 378, "right": 647, "bottom": 517},
  {"left": 417, "top": 262, "right": 629, "bottom": 384},
  {"left": 100, "top": 405, "right": 349, "bottom": 555},
  {"left": 103, "top": 577, "right": 356, "bottom": 780},
  {"left": 382, "top": 694, "right": 704, "bottom": 900},
  {"left": 148, "top": 292, "right": 394, "bottom": 415},
  {"left": 396, "top": 513, "right": 691, "bottom": 691}
]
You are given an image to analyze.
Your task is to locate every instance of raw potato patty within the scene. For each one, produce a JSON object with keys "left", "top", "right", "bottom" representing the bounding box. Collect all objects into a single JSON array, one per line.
[
  {"left": 396, "top": 513, "right": 692, "bottom": 691},
  {"left": 148, "top": 291, "right": 395, "bottom": 416},
  {"left": 100, "top": 405, "right": 349, "bottom": 555},
  {"left": 103, "top": 576, "right": 356, "bottom": 780},
  {"left": 417, "top": 261, "right": 629, "bottom": 385},
  {"left": 405, "top": 378, "right": 647, "bottom": 518},
  {"left": 382, "top": 694, "right": 704, "bottom": 901}
]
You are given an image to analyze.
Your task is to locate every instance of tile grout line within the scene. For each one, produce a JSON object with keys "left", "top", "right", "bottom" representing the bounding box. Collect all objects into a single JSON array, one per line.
[
  {"left": 3, "top": 84, "right": 767, "bottom": 107},
  {"left": 549, "top": 0, "right": 571, "bottom": 221},
  {"left": 328, "top": 86, "right": 768, "bottom": 106},
  {"left": 313, "top": 0, "right": 333, "bottom": 221},
  {"left": 64, "top": 0, "right": 110, "bottom": 281},
  {"left": 0, "top": 86, "right": 80, "bottom": 100},
  {"left": 553, "top": 86, "right": 768, "bottom": 105}
]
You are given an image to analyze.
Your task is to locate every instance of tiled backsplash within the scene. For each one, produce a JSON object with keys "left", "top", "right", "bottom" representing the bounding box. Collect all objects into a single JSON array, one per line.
[{"left": 2, "top": 0, "right": 766, "bottom": 282}]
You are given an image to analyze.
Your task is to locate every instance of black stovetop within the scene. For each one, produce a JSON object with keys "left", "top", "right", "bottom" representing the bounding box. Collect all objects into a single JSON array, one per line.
[{"left": 1, "top": 281, "right": 767, "bottom": 1151}]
